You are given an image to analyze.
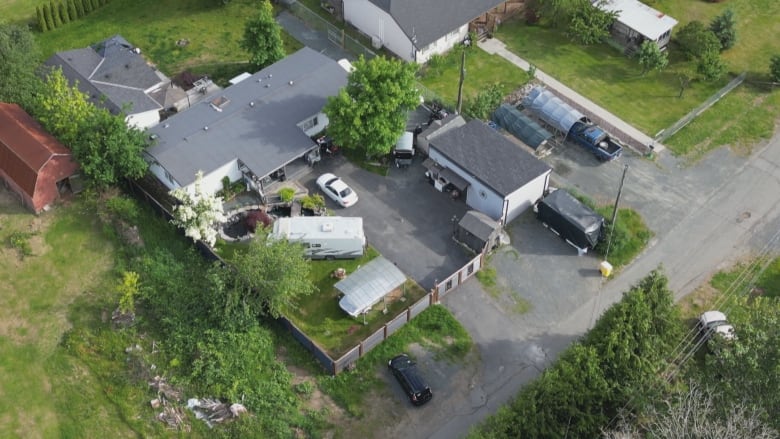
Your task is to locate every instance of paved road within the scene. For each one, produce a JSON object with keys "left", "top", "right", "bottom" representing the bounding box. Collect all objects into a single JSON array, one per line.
[{"left": 422, "top": 137, "right": 780, "bottom": 438}]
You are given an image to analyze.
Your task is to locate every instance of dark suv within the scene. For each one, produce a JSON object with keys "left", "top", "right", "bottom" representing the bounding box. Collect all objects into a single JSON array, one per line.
[{"left": 388, "top": 354, "right": 433, "bottom": 406}]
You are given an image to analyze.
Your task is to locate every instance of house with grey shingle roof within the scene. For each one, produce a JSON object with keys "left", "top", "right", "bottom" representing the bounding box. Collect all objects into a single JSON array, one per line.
[
  {"left": 427, "top": 119, "right": 552, "bottom": 225},
  {"left": 342, "top": 0, "right": 507, "bottom": 62},
  {"left": 144, "top": 47, "right": 349, "bottom": 199},
  {"left": 45, "top": 35, "right": 181, "bottom": 129}
]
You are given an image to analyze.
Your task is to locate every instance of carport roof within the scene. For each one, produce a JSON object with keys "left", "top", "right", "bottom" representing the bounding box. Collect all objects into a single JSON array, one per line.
[
  {"left": 337, "top": 256, "right": 406, "bottom": 317},
  {"left": 430, "top": 120, "right": 552, "bottom": 197}
]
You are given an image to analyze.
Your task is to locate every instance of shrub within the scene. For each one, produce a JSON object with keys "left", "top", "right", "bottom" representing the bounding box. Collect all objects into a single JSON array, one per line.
[
  {"left": 675, "top": 21, "right": 721, "bottom": 60},
  {"left": 710, "top": 9, "right": 737, "bottom": 51},
  {"left": 50, "top": 1, "right": 61, "bottom": 27},
  {"left": 117, "top": 271, "right": 139, "bottom": 315},
  {"left": 104, "top": 195, "right": 140, "bottom": 224},
  {"left": 300, "top": 194, "right": 325, "bottom": 211},
  {"left": 279, "top": 187, "right": 295, "bottom": 203},
  {"left": 68, "top": 0, "right": 78, "bottom": 19},
  {"left": 59, "top": 1, "right": 71, "bottom": 24},
  {"left": 74, "top": 0, "right": 84, "bottom": 17},
  {"left": 464, "top": 83, "right": 504, "bottom": 120},
  {"left": 770, "top": 54, "right": 780, "bottom": 82}
]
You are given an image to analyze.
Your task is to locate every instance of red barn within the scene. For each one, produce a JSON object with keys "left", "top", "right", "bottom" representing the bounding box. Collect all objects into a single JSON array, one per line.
[{"left": 0, "top": 103, "right": 79, "bottom": 213}]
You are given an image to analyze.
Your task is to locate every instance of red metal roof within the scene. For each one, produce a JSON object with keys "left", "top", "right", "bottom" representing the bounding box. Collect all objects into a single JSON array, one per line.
[{"left": 0, "top": 103, "right": 78, "bottom": 212}]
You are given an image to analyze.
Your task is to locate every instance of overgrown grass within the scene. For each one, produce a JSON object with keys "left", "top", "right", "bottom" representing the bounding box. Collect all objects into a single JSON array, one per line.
[
  {"left": 283, "top": 247, "right": 429, "bottom": 357},
  {"left": 317, "top": 304, "right": 472, "bottom": 417},
  {"left": 495, "top": 0, "right": 780, "bottom": 157},
  {"left": 710, "top": 256, "right": 780, "bottom": 300},
  {"left": 0, "top": 200, "right": 130, "bottom": 437},
  {"left": 418, "top": 46, "right": 530, "bottom": 109}
]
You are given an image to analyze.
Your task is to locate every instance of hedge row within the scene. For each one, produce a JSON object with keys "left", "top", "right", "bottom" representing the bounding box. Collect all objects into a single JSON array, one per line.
[{"left": 36, "top": 0, "right": 110, "bottom": 32}]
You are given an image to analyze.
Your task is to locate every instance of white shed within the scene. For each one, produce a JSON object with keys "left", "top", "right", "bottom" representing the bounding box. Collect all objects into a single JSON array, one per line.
[{"left": 428, "top": 120, "right": 552, "bottom": 225}]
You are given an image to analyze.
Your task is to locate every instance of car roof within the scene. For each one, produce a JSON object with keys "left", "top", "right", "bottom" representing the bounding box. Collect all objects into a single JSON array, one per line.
[
  {"left": 701, "top": 310, "right": 728, "bottom": 325},
  {"left": 329, "top": 178, "right": 349, "bottom": 191}
]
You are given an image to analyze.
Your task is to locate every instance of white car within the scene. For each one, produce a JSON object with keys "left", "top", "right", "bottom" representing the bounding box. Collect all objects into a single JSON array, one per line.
[
  {"left": 316, "top": 173, "right": 358, "bottom": 208},
  {"left": 699, "top": 310, "right": 736, "bottom": 340}
]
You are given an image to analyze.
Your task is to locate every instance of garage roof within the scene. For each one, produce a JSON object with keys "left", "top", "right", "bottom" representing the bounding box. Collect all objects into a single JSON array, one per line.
[
  {"left": 337, "top": 256, "right": 406, "bottom": 317},
  {"left": 430, "top": 120, "right": 551, "bottom": 197}
]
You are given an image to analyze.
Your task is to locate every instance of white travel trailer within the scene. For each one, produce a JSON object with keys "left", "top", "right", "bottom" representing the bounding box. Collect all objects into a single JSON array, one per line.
[{"left": 271, "top": 216, "right": 366, "bottom": 259}]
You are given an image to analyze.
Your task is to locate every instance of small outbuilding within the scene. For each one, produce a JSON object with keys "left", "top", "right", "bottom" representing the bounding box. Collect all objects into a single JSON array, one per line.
[
  {"left": 337, "top": 256, "right": 407, "bottom": 318},
  {"left": 595, "top": 0, "right": 678, "bottom": 52},
  {"left": 0, "top": 103, "right": 79, "bottom": 213},
  {"left": 428, "top": 119, "right": 552, "bottom": 225},
  {"left": 455, "top": 210, "right": 502, "bottom": 254}
]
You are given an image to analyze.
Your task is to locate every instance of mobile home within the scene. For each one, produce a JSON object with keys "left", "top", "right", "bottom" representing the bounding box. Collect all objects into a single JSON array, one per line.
[{"left": 271, "top": 216, "right": 366, "bottom": 259}]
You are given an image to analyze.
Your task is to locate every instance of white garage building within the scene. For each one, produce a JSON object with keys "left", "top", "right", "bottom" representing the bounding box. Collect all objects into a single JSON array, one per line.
[{"left": 427, "top": 120, "right": 552, "bottom": 225}]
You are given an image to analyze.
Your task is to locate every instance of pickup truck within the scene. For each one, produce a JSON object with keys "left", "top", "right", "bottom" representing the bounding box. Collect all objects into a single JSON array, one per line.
[{"left": 567, "top": 121, "right": 623, "bottom": 161}]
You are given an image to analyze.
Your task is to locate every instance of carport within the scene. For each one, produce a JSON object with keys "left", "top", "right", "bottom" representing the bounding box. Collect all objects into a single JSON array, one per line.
[{"left": 337, "top": 256, "right": 406, "bottom": 318}]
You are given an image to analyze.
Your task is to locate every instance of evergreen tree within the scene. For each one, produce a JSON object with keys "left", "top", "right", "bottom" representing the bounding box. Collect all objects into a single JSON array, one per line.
[
  {"left": 50, "top": 1, "right": 62, "bottom": 28},
  {"left": 90, "top": 0, "right": 99, "bottom": 11},
  {"left": 59, "top": 2, "right": 71, "bottom": 24},
  {"left": 43, "top": 3, "right": 55, "bottom": 30},
  {"left": 83, "top": 0, "right": 93, "bottom": 14},
  {"left": 74, "top": 0, "right": 85, "bottom": 17},
  {"left": 37, "top": 6, "right": 48, "bottom": 32},
  {"left": 710, "top": 9, "right": 737, "bottom": 51},
  {"left": 68, "top": 0, "right": 78, "bottom": 20}
]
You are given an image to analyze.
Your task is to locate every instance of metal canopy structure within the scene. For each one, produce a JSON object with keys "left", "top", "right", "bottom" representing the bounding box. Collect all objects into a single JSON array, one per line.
[
  {"left": 493, "top": 104, "right": 552, "bottom": 149},
  {"left": 522, "top": 86, "right": 586, "bottom": 135},
  {"left": 337, "top": 256, "right": 406, "bottom": 318}
]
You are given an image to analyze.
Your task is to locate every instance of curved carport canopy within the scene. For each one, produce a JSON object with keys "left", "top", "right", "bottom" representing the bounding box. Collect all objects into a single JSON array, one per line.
[{"left": 337, "top": 256, "right": 407, "bottom": 317}]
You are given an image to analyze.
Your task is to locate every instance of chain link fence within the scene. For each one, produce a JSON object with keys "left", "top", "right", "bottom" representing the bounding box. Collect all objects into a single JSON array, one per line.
[
  {"left": 286, "top": 1, "right": 377, "bottom": 60},
  {"left": 655, "top": 72, "right": 746, "bottom": 144}
]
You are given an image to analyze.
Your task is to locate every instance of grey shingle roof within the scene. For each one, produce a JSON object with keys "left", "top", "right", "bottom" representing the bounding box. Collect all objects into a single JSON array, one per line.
[
  {"left": 44, "top": 35, "right": 165, "bottom": 114},
  {"left": 430, "top": 120, "right": 552, "bottom": 197},
  {"left": 369, "top": 0, "right": 505, "bottom": 47},
  {"left": 145, "top": 48, "right": 349, "bottom": 187}
]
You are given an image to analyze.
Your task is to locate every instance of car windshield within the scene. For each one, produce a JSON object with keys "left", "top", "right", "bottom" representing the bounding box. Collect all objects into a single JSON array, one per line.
[
  {"left": 325, "top": 177, "right": 339, "bottom": 186},
  {"left": 339, "top": 187, "right": 353, "bottom": 197}
]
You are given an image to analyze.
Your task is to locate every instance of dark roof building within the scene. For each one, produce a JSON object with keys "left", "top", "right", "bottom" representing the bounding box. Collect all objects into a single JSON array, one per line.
[
  {"left": 145, "top": 47, "right": 349, "bottom": 196},
  {"left": 428, "top": 119, "right": 552, "bottom": 224},
  {"left": 0, "top": 103, "right": 79, "bottom": 213},
  {"left": 45, "top": 35, "right": 173, "bottom": 128}
]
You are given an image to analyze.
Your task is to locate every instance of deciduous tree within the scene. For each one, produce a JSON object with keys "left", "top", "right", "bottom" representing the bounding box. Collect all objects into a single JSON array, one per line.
[
  {"left": 170, "top": 171, "right": 227, "bottom": 247},
  {"left": 769, "top": 54, "right": 780, "bottom": 82},
  {"left": 675, "top": 21, "right": 721, "bottom": 60},
  {"left": 240, "top": 0, "right": 285, "bottom": 71},
  {"left": 464, "top": 83, "right": 505, "bottom": 120},
  {"left": 0, "top": 23, "right": 43, "bottom": 108},
  {"left": 565, "top": 0, "right": 617, "bottom": 45},
  {"left": 323, "top": 55, "right": 419, "bottom": 158},
  {"left": 34, "top": 67, "right": 94, "bottom": 145},
  {"left": 696, "top": 49, "right": 726, "bottom": 81},
  {"left": 227, "top": 232, "right": 316, "bottom": 319},
  {"left": 637, "top": 40, "right": 669, "bottom": 75}
]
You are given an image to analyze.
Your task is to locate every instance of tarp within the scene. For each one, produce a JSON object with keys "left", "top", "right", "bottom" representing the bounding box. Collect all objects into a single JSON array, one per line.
[
  {"left": 337, "top": 256, "right": 406, "bottom": 317},
  {"left": 493, "top": 104, "right": 552, "bottom": 149},
  {"left": 522, "top": 87, "right": 585, "bottom": 135},
  {"left": 537, "top": 189, "right": 604, "bottom": 249}
]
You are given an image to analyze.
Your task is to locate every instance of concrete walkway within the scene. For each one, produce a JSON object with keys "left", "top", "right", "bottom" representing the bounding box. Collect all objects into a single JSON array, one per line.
[{"left": 479, "top": 38, "right": 665, "bottom": 154}]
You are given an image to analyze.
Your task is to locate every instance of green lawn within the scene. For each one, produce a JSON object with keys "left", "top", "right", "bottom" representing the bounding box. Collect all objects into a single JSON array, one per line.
[
  {"left": 0, "top": 199, "right": 134, "bottom": 437},
  {"left": 419, "top": 47, "right": 531, "bottom": 109},
  {"left": 283, "top": 247, "right": 429, "bottom": 357},
  {"left": 494, "top": 0, "right": 780, "bottom": 156}
]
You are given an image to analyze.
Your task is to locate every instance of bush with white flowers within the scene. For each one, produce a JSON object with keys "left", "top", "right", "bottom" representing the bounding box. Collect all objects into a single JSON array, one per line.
[{"left": 170, "top": 171, "right": 227, "bottom": 247}]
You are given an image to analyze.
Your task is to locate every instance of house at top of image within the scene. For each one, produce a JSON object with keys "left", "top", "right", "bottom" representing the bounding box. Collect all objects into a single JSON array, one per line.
[
  {"left": 595, "top": 0, "right": 678, "bottom": 53},
  {"left": 45, "top": 35, "right": 187, "bottom": 129},
  {"left": 424, "top": 118, "right": 552, "bottom": 225},
  {"left": 0, "top": 103, "right": 79, "bottom": 213},
  {"left": 340, "top": 0, "right": 522, "bottom": 63},
  {"left": 144, "top": 47, "right": 349, "bottom": 199}
]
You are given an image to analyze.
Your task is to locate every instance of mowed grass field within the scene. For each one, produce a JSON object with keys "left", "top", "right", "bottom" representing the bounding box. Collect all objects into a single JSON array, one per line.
[
  {"left": 0, "top": 190, "right": 130, "bottom": 437},
  {"left": 496, "top": 0, "right": 780, "bottom": 158}
]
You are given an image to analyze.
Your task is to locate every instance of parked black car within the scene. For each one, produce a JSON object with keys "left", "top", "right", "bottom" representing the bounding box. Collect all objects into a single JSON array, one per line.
[{"left": 388, "top": 354, "right": 433, "bottom": 406}]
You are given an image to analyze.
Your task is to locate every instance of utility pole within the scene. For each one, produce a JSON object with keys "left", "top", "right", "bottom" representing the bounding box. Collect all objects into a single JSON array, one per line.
[
  {"left": 604, "top": 163, "right": 629, "bottom": 263},
  {"left": 456, "top": 49, "right": 466, "bottom": 114}
]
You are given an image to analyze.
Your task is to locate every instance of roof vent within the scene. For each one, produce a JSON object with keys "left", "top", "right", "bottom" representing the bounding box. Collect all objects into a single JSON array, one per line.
[
  {"left": 289, "top": 80, "right": 294, "bottom": 86},
  {"left": 264, "top": 84, "right": 270, "bottom": 88},
  {"left": 210, "top": 96, "right": 230, "bottom": 111},
  {"left": 164, "top": 123, "right": 170, "bottom": 128},
  {"left": 203, "top": 126, "right": 209, "bottom": 131},
  {"left": 249, "top": 101, "right": 255, "bottom": 107},
  {"left": 321, "top": 223, "right": 334, "bottom": 232},
  {"left": 149, "top": 133, "right": 159, "bottom": 140},
  {"left": 267, "top": 74, "right": 273, "bottom": 79}
]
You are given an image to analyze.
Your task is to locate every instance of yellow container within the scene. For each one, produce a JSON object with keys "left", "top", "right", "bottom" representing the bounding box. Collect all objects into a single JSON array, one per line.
[{"left": 599, "top": 261, "right": 613, "bottom": 278}]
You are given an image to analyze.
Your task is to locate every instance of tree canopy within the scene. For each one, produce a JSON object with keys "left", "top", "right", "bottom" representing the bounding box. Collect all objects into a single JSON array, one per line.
[
  {"left": 565, "top": 0, "right": 617, "bottom": 45},
  {"left": 227, "top": 232, "right": 316, "bottom": 319},
  {"left": 771, "top": 54, "right": 780, "bottom": 82},
  {"left": 675, "top": 21, "right": 721, "bottom": 61},
  {"left": 240, "top": 0, "right": 285, "bottom": 71},
  {"left": 637, "top": 40, "right": 669, "bottom": 75},
  {"left": 0, "top": 23, "right": 42, "bottom": 109},
  {"left": 170, "top": 171, "right": 227, "bottom": 247},
  {"left": 710, "top": 9, "right": 737, "bottom": 51},
  {"left": 323, "top": 55, "right": 419, "bottom": 158}
]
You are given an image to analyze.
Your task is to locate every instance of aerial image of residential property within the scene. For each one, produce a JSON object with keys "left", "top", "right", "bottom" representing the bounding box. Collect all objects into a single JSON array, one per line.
[{"left": 2, "top": 0, "right": 780, "bottom": 437}]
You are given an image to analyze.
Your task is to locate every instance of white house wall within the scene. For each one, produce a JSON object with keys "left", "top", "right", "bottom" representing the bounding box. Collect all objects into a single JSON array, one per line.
[
  {"left": 343, "top": 0, "right": 415, "bottom": 61},
  {"left": 428, "top": 147, "right": 505, "bottom": 221},
  {"left": 196, "top": 159, "right": 242, "bottom": 197},
  {"left": 148, "top": 162, "right": 181, "bottom": 192},
  {"left": 416, "top": 24, "right": 469, "bottom": 64},
  {"left": 126, "top": 109, "right": 160, "bottom": 129},
  {"left": 503, "top": 171, "right": 550, "bottom": 225}
]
